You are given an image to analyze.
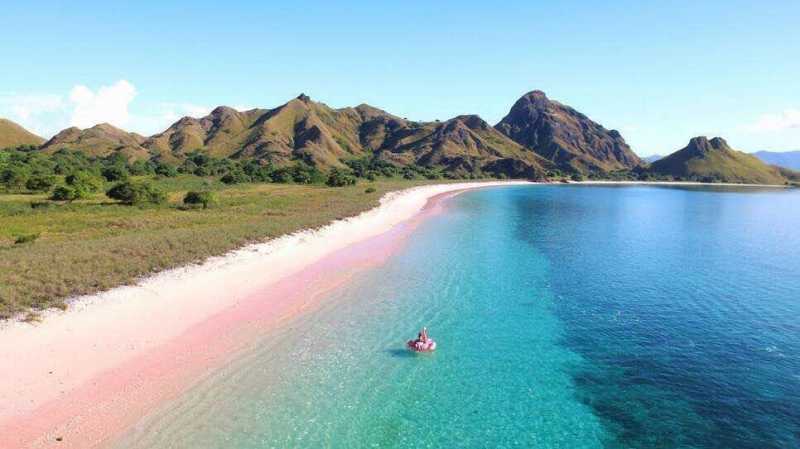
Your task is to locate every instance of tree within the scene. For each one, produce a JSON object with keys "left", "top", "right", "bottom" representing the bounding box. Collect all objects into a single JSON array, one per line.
[
  {"left": 1, "top": 167, "right": 29, "bottom": 190},
  {"left": 66, "top": 171, "right": 102, "bottom": 197},
  {"left": 220, "top": 169, "right": 250, "bottom": 184},
  {"left": 270, "top": 168, "right": 293, "bottom": 183},
  {"left": 25, "top": 175, "right": 56, "bottom": 192},
  {"left": 326, "top": 168, "right": 357, "bottom": 187},
  {"left": 290, "top": 163, "right": 325, "bottom": 184},
  {"left": 50, "top": 185, "right": 80, "bottom": 202},
  {"left": 101, "top": 165, "right": 129, "bottom": 182},
  {"left": 129, "top": 160, "right": 154, "bottom": 176},
  {"left": 154, "top": 162, "right": 178, "bottom": 177},
  {"left": 183, "top": 191, "right": 215, "bottom": 209},
  {"left": 106, "top": 181, "right": 167, "bottom": 205}
]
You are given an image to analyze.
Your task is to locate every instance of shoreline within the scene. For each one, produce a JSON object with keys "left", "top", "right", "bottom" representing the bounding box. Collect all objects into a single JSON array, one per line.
[
  {"left": 0, "top": 180, "right": 530, "bottom": 448},
  {"left": 572, "top": 180, "right": 790, "bottom": 188}
]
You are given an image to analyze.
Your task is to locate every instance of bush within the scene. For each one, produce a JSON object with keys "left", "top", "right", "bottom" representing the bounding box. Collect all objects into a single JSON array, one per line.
[
  {"left": 326, "top": 168, "right": 357, "bottom": 187},
  {"left": 270, "top": 169, "right": 293, "bottom": 184},
  {"left": 30, "top": 201, "right": 52, "bottom": 209},
  {"left": 50, "top": 185, "right": 80, "bottom": 202},
  {"left": 154, "top": 162, "right": 178, "bottom": 177},
  {"left": 183, "top": 191, "right": 216, "bottom": 209},
  {"left": 25, "top": 175, "right": 56, "bottom": 192},
  {"left": 570, "top": 173, "right": 584, "bottom": 182},
  {"left": 1, "top": 167, "right": 29, "bottom": 190},
  {"left": 290, "top": 163, "right": 325, "bottom": 184},
  {"left": 364, "top": 187, "right": 376, "bottom": 193},
  {"left": 101, "top": 165, "right": 129, "bottom": 182},
  {"left": 220, "top": 170, "right": 250, "bottom": 185},
  {"left": 106, "top": 181, "right": 167, "bottom": 205},
  {"left": 14, "top": 233, "right": 40, "bottom": 244},
  {"left": 66, "top": 171, "right": 102, "bottom": 193}
]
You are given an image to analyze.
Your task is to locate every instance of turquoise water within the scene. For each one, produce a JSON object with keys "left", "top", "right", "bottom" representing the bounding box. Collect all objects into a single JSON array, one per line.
[{"left": 115, "top": 185, "right": 800, "bottom": 449}]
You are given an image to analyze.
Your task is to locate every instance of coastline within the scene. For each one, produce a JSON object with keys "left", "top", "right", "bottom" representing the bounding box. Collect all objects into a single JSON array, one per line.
[
  {"left": 572, "top": 180, "right": 790, "bottom": 188},
  {"left": 0, "top": 180, "right": 530, "bottom": 449}
]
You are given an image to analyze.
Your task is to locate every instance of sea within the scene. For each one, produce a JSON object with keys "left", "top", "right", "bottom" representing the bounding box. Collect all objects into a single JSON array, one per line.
[{"left": 113, "top": 184, "right": 800, "bottom": 449}]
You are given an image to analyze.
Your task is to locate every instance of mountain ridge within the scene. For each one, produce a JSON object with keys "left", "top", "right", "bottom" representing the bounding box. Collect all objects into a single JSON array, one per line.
[{"left": 3, "top": 91, "right": 795, "bottom": 185}]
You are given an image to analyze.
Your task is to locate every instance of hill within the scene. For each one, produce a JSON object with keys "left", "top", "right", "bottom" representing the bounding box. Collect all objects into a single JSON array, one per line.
[
  {"left": 495, "top": 91, "right": 641, "bottom": 174},
  {"left": 40, "top": 123, "right": 150, "bottom": 160},
  {"left": 144, "top": 95, "right": 551, "bottom": 178},
  {"left": 650, "top": 137, "right": 788, "bottom": 184},
  {"left": 753, "top": 150, "right": 800, "bottom": 170},
  {"left": 0, "top": 118, "right": 45, "bottom": 149},
  {"left": 16, "top": 92, "right": 793, "bottom": 185}
]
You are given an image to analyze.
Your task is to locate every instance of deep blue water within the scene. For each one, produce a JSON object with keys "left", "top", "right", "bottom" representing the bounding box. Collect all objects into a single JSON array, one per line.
[
  {"left": 517, "top": 185, "right": 800, "bottom": 448},
  {"left": 115, "top": 185, "right": 800, "bottom": 449}
]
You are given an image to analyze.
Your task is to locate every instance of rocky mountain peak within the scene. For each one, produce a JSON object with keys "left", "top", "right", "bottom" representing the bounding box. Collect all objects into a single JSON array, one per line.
[{"left": 496, "top": 90, "right": 641, "bottom": 173}]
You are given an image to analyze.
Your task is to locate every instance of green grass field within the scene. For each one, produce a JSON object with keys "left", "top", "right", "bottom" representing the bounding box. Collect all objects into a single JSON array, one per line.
[{"left": 0, "top": 176, "right": 435, "bottom": 319}]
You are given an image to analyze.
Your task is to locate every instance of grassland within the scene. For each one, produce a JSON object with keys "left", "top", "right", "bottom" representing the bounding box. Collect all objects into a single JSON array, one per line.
[{"left": 0, "top": 176, "right": 434, "bottom": 319}]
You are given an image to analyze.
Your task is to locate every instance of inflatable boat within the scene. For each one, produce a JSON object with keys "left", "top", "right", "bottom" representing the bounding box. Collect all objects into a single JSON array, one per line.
[{"left": 407, "top": 338, "right": 437, "bottom": 352}]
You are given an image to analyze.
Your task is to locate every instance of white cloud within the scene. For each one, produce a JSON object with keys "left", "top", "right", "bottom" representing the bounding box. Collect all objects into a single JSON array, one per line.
[
  {"left": 0, "top": 93, "right": 67, "bottom": 136},
  {"left": 7, "top": 94, "right": 64, "bottom": 120},
  {"left": 746, "top": 109, "right": 800, "bottom": 132},
  {"left": 69, "top": 80, "right": 137, "bottom": 129},
  {"left": 0, "top": 80, "right": 212, "bottom": 137}
]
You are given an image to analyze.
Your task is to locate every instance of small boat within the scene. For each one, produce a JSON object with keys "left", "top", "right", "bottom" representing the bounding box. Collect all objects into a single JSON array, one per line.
[{"left": 407, "top": 338, "right": 437, "bottom": 353}]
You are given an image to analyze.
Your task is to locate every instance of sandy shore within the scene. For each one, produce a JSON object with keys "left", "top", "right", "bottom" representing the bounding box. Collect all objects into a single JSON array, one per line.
[{"left": 0, "top": 181, "right": 530, "bottom": 449}]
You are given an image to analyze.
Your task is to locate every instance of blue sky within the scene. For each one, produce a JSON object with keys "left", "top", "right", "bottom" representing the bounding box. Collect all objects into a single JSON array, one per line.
[{"left": 1, "top": 1, "right": 798, "bottom": 156}]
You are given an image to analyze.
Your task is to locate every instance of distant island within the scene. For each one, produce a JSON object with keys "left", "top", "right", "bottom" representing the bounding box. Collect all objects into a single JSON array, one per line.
[
  {"left": 2, "top": 90, "right": 798, "bottom": 188},
  {"left": 753, "top": 150, "right": 800, "bottom": 170}
]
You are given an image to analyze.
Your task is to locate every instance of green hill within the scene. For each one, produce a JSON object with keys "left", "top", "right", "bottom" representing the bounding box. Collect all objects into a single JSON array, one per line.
[
  {"left": 143, "top": 94, "right": 551, "bottom": 178},
  {"left": 650, "top": 137, "right": 788, "bottom": 185},
  {"left": 40, "top": 123, "right": 150, "bottom": 160},
  {"left": 0, "top": 118, "right": 45, "bottom": 149},
  {"left": 14, "top": 93, "right": 792, "bottom": 185}
]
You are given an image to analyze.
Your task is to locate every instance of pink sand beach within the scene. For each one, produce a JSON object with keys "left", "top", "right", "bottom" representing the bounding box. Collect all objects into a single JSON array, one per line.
[{"left": 0, "top": 181, "right": 529, "bottom": 449}]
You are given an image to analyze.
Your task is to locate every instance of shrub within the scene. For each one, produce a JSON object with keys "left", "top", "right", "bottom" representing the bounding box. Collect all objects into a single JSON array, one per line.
[
  {"left": 128, "top": 160, "right": 154, "bottom": 176},
  {"left": 326, "top": 168, "right": 357, "bottom": 187},
  {"left": 270, "top": 169, "right": 293, "bottom": 184},
  {"left": 25, "top": 175, "right": 56, "bottom": 192},
  {"left": 154, "top": 162, "right": 178, "bottom": 177},
  {"left": 290, "top": 163, "right": 325, "bottom": 184},
  {"left": 66, "top": 171, "right": 102, "bottom": 193},
  {"left": 14, "top": 233, "right": 40, "bottom": 244},
  {"left": 220, "top": 170, "right": 250, "bottom": 185},
  {"left": 50, "top": 185, "right": 80, "bottom": 202},
  {"left": 30, "top": 201, "right": 52, "bottom": 209},
  {"left": 106, "top": 181, "right": 167, "bottom": 205},
  {"left": 1, "top": 167, "right": 29, "bottom": 190},
  {"left": 183, "top": 191, "right": 216, "bottom": 209},
  {"left": 570, "top": 173, "right": 584, "bottom": 182},
  {"left": 365, "top": 187, "right": 376, "bottom": 193},
  {"left": 101, "top": 165, "right": 129, "bottom": 182}
]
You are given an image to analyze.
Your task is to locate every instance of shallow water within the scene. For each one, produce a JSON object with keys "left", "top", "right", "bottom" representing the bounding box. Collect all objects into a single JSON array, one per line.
[{"left": 114, "top": 185, "right": 800, "bottom": 449}]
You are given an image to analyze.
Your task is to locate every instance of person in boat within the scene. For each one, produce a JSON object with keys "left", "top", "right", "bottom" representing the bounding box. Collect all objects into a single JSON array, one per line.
[{"left": 418, "top": 327, "right": 429, "bottom": 343}]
